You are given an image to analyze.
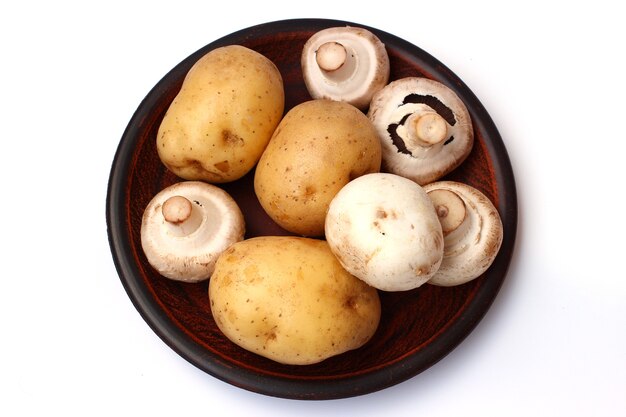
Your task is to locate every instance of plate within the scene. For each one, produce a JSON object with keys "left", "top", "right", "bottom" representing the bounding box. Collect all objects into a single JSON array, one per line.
[{"left": 106, "top": 18, "right": 517, "bottom": 400}]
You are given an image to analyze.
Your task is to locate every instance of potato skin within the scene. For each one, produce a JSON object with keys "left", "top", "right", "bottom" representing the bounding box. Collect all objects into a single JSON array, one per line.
[
  {"left": 209, "top": 236, "right": 381, "bottom": 365},
  {"left": 157, "top": 45, "right": 284, "bottom": 183},
  {"left": 254, "top": 100, "right": 381, "bottom": 236}
]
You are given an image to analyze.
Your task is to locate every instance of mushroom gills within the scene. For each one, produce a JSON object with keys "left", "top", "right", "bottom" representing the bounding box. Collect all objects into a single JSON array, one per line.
[
  {"left": 402, "top": 93, "right": 456, "bottom": 125},
  {"left": 385, "top": 94, "right": 458, "bottom": 156}
]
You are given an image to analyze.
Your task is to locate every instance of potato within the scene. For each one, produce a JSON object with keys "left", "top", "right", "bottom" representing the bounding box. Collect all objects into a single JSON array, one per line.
[
  {"left": 209, "top": 236, "right": 381, "bottom": 365},
  {"left": 254, "top": 99, "right": 381, "bottom": 236},
  {"left": 157, "top": 45, "right": 284, "bottom": 183}
]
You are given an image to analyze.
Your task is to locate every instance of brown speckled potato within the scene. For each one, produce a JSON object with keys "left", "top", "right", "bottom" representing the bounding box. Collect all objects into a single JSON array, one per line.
[
  {"left": 208, "top": 236, "right": 381, "bottom": 365},
  {"left": 157, "top": 45, "right": 284, "bottom": 183},
  {"left": 254, "top": 99, "right": 381, "bottom": 236}
]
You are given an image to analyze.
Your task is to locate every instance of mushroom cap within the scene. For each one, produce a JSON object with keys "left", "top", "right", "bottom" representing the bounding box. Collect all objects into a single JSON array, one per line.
[
  {"left": 368, "top": 77, "right": 474, "bottom": 185},
  {"left": 301, "top": 26, "right": 390, "bottom": 110},
  {"left": 325, "top": 173, "right": 444, "bottom": 291},
  {"left": 140, "top": 181, "right": 245, "bottom": 282},
  {"left": 423, "top": 181, "right": 503, "bottom": 286}
]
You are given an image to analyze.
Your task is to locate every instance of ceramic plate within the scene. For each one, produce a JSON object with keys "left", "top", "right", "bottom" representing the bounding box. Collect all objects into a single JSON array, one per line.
[{"left": 106, "top": 18, "right": 517, "bottom": 400}]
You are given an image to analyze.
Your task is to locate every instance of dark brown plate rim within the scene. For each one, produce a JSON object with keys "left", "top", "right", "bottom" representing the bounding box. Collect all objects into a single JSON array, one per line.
[{"left": 106, "top": 18, "right": 517, "bottom": 400}]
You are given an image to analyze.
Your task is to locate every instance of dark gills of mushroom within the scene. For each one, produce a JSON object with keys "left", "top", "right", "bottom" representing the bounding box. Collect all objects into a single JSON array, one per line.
[
  {"left": 368, "top": 77, "right": 474, "bottom": 185},
  {"left": 301, "top": 26, "right": 390, "bottom": 110}
]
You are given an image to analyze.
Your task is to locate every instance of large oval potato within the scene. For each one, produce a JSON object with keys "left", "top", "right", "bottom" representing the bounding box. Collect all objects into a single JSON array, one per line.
[
  {"left": 157, "top": 45, "right": 284, "bottom": 183},
  {"left": 209, "top": 236, "right": 381, "bottom": 365},
  {"left": 254, "top": 99, "right": 381, "bottom": 236}
]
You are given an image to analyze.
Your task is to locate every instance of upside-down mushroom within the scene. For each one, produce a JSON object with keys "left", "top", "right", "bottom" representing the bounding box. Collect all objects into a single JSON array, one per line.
[
  {"left": 368, "top": 77, "right": 474, "bottom": 185},
  {"left": 325, "top": 173, "right": 443, "bottom": 291},
  {"left": 423, "top": 181, "right": 503, "bottom": 286},
  {"left": 140, "top": 181, "right": 245, "bottom": 282},
  {"left": 301, "top": 26, "right": 390, "bottom": 110}
]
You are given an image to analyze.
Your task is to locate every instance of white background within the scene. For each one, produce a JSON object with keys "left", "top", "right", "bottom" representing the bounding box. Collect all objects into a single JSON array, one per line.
[{"left": 2, "top": 1, "right": 625, "bottom": 416}]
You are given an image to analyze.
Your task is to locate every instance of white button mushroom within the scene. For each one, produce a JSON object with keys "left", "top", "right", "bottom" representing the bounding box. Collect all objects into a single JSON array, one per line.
[
  {"left": 325, "top": 173, "right": 444, "bottom": 291},
  {"left": 301, "top": 26, "right": 390, "bottom": 110},
  {"left": 423, "top": 181, "right": 503, "bottom": 286},
  {"left": 368, "top": 77, "right": 474, "bottom": 185},
  {"left": 140, "top": 181, "right": 245, "bottom": 282}
]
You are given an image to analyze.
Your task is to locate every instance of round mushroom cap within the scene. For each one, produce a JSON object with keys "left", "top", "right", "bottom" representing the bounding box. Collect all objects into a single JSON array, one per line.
[
  {"left": 423, "top": 181, "right": 503, "bottom": 286},
  {"left": 325, "top": 173, "right": 444, "bottom": 291},
  {"left": 140, "top": 181, "right": 245, "bottom": 282},
  {"left": 301, "top": 26, "right": 390, "bottom": 110},
  {"left": 368, "top": 77, "right": 474, "bottom": 185}
]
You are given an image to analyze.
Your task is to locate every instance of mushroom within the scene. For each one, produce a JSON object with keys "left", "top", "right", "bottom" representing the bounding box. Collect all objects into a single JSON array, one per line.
[
  {"left": 423, "top": 181, "right": 503, "bottom": 286},
  {"left": 301, "top": 26, "right": 390, "bottom": 110},
  {"left": 368, "top": 77, "right": 474, "bottom": 185},
  {"left": 325, "top": 173, "right": 444, "bottom": 291},
  {"left": 140, "top": 181, "right": 245, "bottom": 282}
]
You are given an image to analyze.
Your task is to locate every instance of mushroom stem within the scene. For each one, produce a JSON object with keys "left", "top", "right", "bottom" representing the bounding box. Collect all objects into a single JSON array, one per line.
[
  {"left": 316, "top": 42, "right": 347, "bottom": 72},
  {"left": 163, "top": 195, "right": 192, "bottom": 223},
  {"left": 162, "top": 195, "right": 203, "bottom": 237},
  {"left": 427, "top": 189, "right": 467, "bottom": 237},
  {"left": 314, "top": 41, "right": 357, "bottom": 85},
  {"left": 407, "top": 112, "right": 448, "bottom": 147}
]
